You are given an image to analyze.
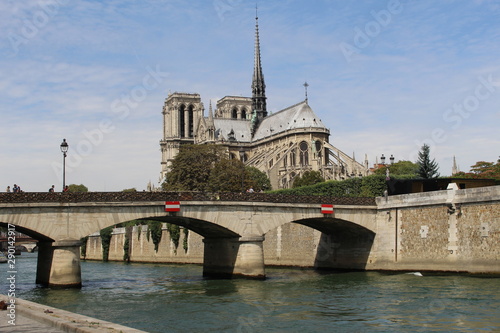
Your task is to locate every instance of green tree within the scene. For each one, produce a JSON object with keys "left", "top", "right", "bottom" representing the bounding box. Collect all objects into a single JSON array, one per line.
[
  {"left": 374, "top": 160, "right": 419, "bottom": 178},
  {"left": 293, "top": 170, "right": 324, "bottom": 188},
  {"left": 67, "top": 184, "right": 88, "bottom": 192},
  {"left": 162, "top": 144, "right": 225, "bottom": 191},
  {"left": 416, "top": 144, "right": 440, "bottom": 179},
  {"left": 208, "top": 159, "right": 248, "bottom": 192},
  {"left": 122, "top": 188, "right": 137, "bottom": 192},
  {"left": 454, "top": 157, "right": 500, "bottom": 180},
  {"left": 246, "top": 166, "right": 272, "bottom": 192},
  {"left": 162, "top": 144, "right": 272, "bottom": 193}
]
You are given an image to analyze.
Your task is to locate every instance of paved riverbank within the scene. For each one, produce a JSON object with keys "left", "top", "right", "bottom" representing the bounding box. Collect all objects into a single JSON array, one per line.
[{"left": 0, "top": 294, "right": 147, "bottom": 333}]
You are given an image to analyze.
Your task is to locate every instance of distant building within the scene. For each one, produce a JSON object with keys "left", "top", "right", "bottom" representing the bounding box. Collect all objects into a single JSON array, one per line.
[{"left": 160, "top": 15, "right": 369, "bottom": 189}]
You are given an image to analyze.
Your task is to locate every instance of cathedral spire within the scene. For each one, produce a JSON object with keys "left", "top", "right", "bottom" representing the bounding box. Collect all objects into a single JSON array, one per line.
[
  {"left": 252, "top": 8, "right": 267, "bottom": 121},
  {"left": 452, "top": 155, "right": 459, "bottom": 175}
]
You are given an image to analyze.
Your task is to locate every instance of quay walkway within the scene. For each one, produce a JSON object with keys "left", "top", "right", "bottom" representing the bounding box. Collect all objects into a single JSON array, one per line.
[{"left": 0, "top": 294, "right": 146, "bottom": 333}]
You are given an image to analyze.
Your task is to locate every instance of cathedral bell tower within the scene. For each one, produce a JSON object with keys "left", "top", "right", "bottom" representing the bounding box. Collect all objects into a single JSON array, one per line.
[{"left": 160, "top": 92, "right": 203, "bottom": 181}]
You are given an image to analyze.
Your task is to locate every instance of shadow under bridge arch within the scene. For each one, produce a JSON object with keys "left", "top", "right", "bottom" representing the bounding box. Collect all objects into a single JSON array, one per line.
[
  {"left": 142, "top": 216, "right": 240, "bottom": 238},
  {"left": 294, "top": 217, "right": 376, "bottom": 271},
  {"left": 144, "top": 216, "right": 263, "bottom": 279}
]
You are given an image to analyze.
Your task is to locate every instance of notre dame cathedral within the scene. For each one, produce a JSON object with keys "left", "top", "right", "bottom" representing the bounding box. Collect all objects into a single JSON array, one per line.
[{"left": 160, "top": 15, "right": 369, "bottom": 189}]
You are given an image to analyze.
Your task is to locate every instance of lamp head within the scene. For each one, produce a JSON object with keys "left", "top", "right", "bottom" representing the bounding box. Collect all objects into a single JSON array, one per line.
[{"left": 60, "top": 139, "right": 69, "bottom": 154}]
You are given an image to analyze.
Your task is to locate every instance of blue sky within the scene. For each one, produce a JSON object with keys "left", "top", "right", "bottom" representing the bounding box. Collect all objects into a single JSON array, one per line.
[{"left": 1, "top": 0, "right": 499, "bottom": 192}]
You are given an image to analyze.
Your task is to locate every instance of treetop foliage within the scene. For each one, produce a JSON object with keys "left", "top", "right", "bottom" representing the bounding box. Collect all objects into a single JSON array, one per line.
[
  {"left": 67, "top": 184, "right": 88, "bottom": 192},
  {"left": 416, "top": 144, "right": 440, "bottom": 179},
  {"left": 162, "top": 144, "right": 272, "bottom": 192},
  {"left": 454, "top": 157, "right": 500, "bottom": 180},
  {"left": 292, "top": 170, "right": 324, "bottom": 188},
  {"left": 208, "top": 158, "right": 249, "bottom": 193},
  {"left": 373, "top": 160, "right": 419, "bottom": 179},
  {"left": 163, "top": 144, "right": 226, "bottom": 192}
]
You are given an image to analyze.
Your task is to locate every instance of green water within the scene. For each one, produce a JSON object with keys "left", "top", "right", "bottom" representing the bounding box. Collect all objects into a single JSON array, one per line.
[{"left": 2, "top": 253, "right": 499, "bottom": 332}]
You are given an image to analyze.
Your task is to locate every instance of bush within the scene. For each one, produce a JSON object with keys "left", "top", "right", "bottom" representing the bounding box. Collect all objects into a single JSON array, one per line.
[{"left": 272, "top": 175, "right": 388, "bottom": 197}]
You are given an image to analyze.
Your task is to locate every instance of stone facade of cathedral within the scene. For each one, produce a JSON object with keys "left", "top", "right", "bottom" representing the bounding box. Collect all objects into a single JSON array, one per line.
[{"left": 160, "top": 16, "right": 369, "bottom": 189}]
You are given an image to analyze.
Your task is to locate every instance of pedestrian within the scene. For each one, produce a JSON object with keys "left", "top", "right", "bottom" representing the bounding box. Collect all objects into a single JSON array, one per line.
[
  {"left": 12, "top": 184, "right": 19, "bottom": 193},
  {"left": 48, "top": 185, "right": 55, "bottom": 192},
  {"left": 63, "top": 185, "right": 69, "bottom": 192},
  {"left": 6, "top": 186, "right": 10, "bottom": 193}
]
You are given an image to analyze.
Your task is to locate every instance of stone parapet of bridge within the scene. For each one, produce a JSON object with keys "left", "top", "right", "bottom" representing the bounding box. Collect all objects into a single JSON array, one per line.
[{"left": 0, "top": 191, "right": 376, "bottom": 205}]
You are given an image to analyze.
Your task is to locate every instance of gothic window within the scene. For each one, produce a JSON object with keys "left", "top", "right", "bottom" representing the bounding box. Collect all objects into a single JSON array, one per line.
[
  {"left": 269, "top": 159, "right": 273, "bottom": 168},
  {"left": 240, "top": 153, "right": 247, "bottom": 162},
  {"left": 188, "top": 105, "right": 194, "bottom": 137},
  {"left": 283, "top": 154, "right": 287, "bottom": 167},
  {"left": 290, "top": 149, "right": 296, "bottom": 166},
  {"left": 232, "top": 108, "right": 238, "bottom": 119},
  {"left": 229, "top": 153, "right": 236, "bottom": 160},
  {"left": 241, "top": 108, "right": 247, "bottom": 119},
  {"left": 299, "top": 141, "right": 309, "bottom": 166},
  {"left": 315, "top": 140, "right": 322, "bottom": 153},
  {"left": 179, "top": 104, "right": 186, "bottom": 138}
]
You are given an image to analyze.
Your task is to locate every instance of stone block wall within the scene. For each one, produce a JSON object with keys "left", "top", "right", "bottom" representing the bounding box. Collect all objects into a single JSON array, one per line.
[
  {"left": 377, "top": 199, "right": 500, "bottom": 273},
  {"left": 263, "top": 224, "right": 320, "bottom": 267},
  {"left": 84, "top": 224, "right": 204, "bottom": 264},
  {"left": 399, "top": 206, "right": 450, "bottom": 260}
]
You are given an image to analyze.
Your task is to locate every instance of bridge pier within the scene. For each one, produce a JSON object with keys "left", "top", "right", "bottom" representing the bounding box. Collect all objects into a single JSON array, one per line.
[
  {"left": 36, "top": 240, "right": 82, "bottom": 288},
  {"left": 203, "top": 235, "right": 265, "bottom": 279}
]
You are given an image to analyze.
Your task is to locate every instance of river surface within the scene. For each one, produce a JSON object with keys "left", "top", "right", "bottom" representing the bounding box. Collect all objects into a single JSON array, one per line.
[{"left": 1, "top": 252, "right": 499, "bottom": 332}]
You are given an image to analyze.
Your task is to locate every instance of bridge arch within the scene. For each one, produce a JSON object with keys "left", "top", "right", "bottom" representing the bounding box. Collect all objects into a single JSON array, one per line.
[
  {"left": 0, "top": 221, "right": 53, "bottom": 242},
  {"left": 92, "top": 215, "right": 241, "bottom": 240},
  {"left": 263, "top": 216, "right": 376, "bottom": 270}
]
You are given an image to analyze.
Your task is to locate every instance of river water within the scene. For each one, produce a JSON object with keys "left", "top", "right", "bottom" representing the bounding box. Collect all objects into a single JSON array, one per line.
[{"left": 1, "top": 252, "right": 499, "bottom": 332}]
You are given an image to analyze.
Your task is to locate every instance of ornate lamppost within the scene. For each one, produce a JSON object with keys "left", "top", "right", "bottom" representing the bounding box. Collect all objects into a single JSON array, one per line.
[
  {"left": 380, "top": 154, "right": 395, "bottom": 180},
  {"left": 60, "top": 139, "right": 69, "bottom": 191}
]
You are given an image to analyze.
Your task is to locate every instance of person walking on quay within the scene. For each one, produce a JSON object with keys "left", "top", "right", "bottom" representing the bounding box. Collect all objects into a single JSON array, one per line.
[
  {"left": 6, "top": 186, "right": 10, "bottom": 192},
  {"left": 49, "top": 185, "right": 55, "bottom": 192},
  {"left": 12, "top": 184, "right": 19, "bottom": 193},
  {"left": 63, "top": 185, "right": 69, "bottom": 192}
]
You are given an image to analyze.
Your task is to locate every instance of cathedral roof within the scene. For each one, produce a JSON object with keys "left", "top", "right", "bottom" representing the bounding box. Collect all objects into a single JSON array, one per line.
[
  {"left": 208, "top": 100, "right": 328, "bottom": 143},
  {"left": 213, "top": 118, "right": 252, "bottom": 142},
  {"left": 252, "top": 100, "right": 328, "bottom": 141}
]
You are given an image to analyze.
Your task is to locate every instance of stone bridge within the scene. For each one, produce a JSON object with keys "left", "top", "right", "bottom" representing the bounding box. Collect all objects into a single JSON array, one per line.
[
  {"left": 0, "top": 186, "right": 499, "bottom": 287},
  {"left": 0, "top": 232, "right": 38, "bottom": 253}
]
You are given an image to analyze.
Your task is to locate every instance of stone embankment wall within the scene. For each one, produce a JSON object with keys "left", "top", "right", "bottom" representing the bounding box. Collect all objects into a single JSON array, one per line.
[{"left": 375, "top": 186, "right": 500, "bottom": 273}]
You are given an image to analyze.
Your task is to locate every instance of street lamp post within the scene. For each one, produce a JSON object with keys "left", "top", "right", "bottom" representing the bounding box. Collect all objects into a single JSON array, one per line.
[
  {"left": 60, "top": 139, "right": 69, "bottom": 191},
  {"left": 380, "top": 154, "right": 395, "bottom": 180}
]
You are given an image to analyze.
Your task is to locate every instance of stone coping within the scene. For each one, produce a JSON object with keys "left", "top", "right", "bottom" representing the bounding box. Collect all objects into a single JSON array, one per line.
[
  {"left": 0, "top": 294, "right": 147, "bottom": 333},
  {"left": 377, "top": 185, "right": 500, "bottom": 209}
]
